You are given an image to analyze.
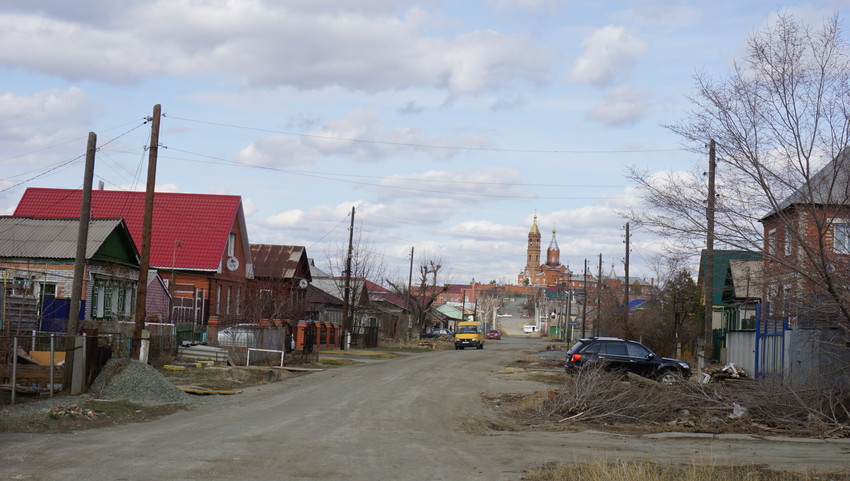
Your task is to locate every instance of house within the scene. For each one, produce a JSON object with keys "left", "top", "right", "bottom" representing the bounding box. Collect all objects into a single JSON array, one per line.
[
  {"left": 0, "top": 217, "right": 139, "bottom": 333},
  {"left": 13, "top": 188, "right": 253, "bottom": 338},
  {"left": 722, "top": 258, "right": 764, "bottom": 330},
  {"left": 724, "top": 149, "right": 850, "bottom": 386},
  {"left": 364, "top": 279, "right": 407, "bottom": 341},
  {"left": 759, "top": 147, "right": 850, "bottom": 325},
  {"left": 249, "top": 244, "right": 312, "bottom": 324}
]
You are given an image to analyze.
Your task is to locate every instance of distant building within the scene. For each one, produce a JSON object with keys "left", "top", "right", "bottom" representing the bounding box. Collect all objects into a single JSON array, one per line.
[{"left": 518, "top": 215, "right": 569, "bottom": 287}]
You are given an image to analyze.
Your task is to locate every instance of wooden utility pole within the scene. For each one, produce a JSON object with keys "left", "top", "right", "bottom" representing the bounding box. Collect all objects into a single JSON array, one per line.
[
  {"left": 704, "top": 139, "right": 716, "bottom": 363},
  {"left": 340, "top": 206, "right": 355, "bottom": 350},
  {"left": 68, "top": 132, "right": 97, "bottom": 336},
  {"left": 132, "top": 104, "right": 161, "bottom": 359},
  {"left": 406, "top": 246, "right": 414, "bottom": 336},
  {"left": 581, "top": 258, "right": 588, "bottom": 338},
  {"left": 64, "top": 132, "right": 96, "bottom": 392},
  {"left": 595, "top": 253, "right": 602, "bottom": 337},
  {"left": 623, "top": 222, "right": 630, "bottom": 333}
]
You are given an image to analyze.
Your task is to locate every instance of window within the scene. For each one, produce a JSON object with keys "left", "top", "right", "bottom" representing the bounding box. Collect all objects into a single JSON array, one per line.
[
  {"left": 602, "top": 342, "right": 627, "bottom": 356},
  {"left": 216, "top": 285, "right": 221, "bottom": 314},
  {"left": 228, "top": 233, "right": 236, "bottom": 257},
  {"left": 626, "top": 342, "right": 652, "bottom": 358},
  {"left": 767, "top": 228, "right": 777, "bottom": 255},
  {"left": 834, "top": 222, "right": 850, "bottom": 254},
  {"left": 124, "top": 287, "right": 134, "bottom": 316},
  {"left": 226, "top": 286, "right": 232, "bottom": 314}
]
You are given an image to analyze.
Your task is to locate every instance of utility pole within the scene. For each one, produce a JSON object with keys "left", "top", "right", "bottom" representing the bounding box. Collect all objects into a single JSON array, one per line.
[
  {"left": 340, "top": 206, "right": 355, "bottom": 350},
  {"left": 64, "top": 132, "right": 96, "bottom": 392},
  {"left": 132, "top": 104, "right": 160, "bottom": 360},
  {"left": 624, "top": 222, "right": 630, "bottom": 335},
  {"left": 704, "top": 139, "right": 716, "bottom": 364},
  {"left": 68, "top": 132, "right": 96, "bottom": 336},
  {"left": 581, "top": 259, "right": 588, "bottom": 338},
  {"left": 595, "top": 253, "right": 602, "bottom": 337},
  {"left": 406, "top": 246, "right": 414, "bottom": 336}
]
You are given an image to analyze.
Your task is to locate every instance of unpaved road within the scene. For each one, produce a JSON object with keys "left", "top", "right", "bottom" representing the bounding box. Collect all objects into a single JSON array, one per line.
[{"left": 1, "top": 337, "right": 849, "bottom": 480}]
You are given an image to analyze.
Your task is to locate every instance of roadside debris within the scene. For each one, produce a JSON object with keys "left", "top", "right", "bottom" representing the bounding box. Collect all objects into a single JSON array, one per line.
[
  {"left": 699, "top": 363, "right": 748, "bottom": 383},
  {"left": 50, "top": 405, "right": 98, "bottom": 419}
]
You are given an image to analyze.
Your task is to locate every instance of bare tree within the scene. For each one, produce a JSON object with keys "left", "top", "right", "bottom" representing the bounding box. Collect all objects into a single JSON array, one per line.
[
  {"left": 386, "top": 252, "right": 448, "bottom": 338},
  {"left": 326, "top": 226, "right": 387, "bottom": 334},
  {"left": 627, "top": 13, "right": 850, "bottom": 330}
]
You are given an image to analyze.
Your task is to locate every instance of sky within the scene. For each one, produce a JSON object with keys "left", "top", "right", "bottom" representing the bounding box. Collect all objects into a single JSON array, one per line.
[{"left": 1, "top": 0, "right": 848, "bottom": 287}]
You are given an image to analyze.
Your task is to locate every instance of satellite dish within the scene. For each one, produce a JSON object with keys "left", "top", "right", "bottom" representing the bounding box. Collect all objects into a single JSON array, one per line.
[
  {"left": 299, "top": 279, "right": 308, "bottom": 289},
  {"left": 226, "top": 257, "right": 240, "bottom": 271}
]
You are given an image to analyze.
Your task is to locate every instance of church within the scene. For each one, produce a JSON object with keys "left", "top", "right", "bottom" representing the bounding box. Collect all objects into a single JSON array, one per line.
[{"left": 517, "top": 215, "right": 570, "bottom": 287}]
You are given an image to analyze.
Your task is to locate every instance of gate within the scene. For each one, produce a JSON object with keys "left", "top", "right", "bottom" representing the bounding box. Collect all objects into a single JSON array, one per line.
[
  {"left": 303, "top": 322, "right": 316, "bottom": 354},
  {"left": 754, "top": 302, "right": 787, "bottom": 381}
]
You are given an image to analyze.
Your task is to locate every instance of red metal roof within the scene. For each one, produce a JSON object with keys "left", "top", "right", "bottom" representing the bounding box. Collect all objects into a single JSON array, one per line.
[{"left": 14, "top": 188, "right": 242, "bottom": 271}]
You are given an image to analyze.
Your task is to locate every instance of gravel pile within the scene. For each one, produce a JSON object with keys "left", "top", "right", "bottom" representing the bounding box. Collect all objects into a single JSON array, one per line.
[{"left": 90, "top": 359, "right": 191, "bottom": 405}]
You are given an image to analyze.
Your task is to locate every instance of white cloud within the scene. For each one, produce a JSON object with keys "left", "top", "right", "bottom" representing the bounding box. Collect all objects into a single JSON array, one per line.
[
  {"left": 0, "top": 88, "right": 92, "bottom": 163},
  {"left": 437, "top": 220, "right": 524, "bottom": 240},
  {"left": 0, "top": 2, "right": 553, "bottom": 95},
  {"left": 568, "top": 25, "right": 647, "bottom": 87},
  {"left": 236, "top": 107, "right": 495, "bottom": 166},
  {"left": 376, "top": 167, "right": 528, "bottom": 201},
  {"left": 586, "top": 85, "right": 651, "bottom": 127}
]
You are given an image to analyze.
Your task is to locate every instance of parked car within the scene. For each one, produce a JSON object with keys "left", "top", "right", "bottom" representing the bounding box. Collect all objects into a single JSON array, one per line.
[
  {"left": 217, "top": 323, "right": 259, "bottom": 347},
  {"left": 497, "top": 313, "right": 512, "bottom": 317},
  {"left": 486, "top": 329, "right": 501, "bottom": 340},
  {"left": 564, "top": 337, "right": 691, "bottom": 384},
  {"left": 423, "top": 328, "right": 453, "bottom": 338},
  {"left": 520, "top": 314, "right": 530, "bottom": 318}
]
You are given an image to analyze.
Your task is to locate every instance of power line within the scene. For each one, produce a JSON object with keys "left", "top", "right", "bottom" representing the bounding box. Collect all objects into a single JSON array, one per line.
[
  {"left": 164, "top": 114, "right": 685, "bottom": 154},
  {"left": 126, "top": 147, "right": 638, "bottom": 200}
]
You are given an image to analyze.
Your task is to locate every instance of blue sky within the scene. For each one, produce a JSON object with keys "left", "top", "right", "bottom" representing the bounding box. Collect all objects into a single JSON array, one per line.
[{"left": 1, "top": 1, "right": 848, "bottom": 286}]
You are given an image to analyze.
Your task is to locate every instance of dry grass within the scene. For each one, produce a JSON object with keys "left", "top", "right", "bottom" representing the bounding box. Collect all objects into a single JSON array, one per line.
[
  {"left": 0, "top": 399, "right": 183, "bottom": 433},
  {"left": 506, "top": 363, "right": 850, "bottom": 438},
  {"left": 523, "top": 460, "right": 850, "bottom": 481},
  {"left": 160, "top": 365, "right": 296, "bottom": 391}
]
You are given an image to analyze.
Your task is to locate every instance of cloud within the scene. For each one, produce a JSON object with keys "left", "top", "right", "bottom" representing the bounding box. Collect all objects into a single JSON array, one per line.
[
  {"left": 236, "top": 107, "right": 495, "bottom": 166},
  {"left": 437, "top": 220, "right": 525, "bottom": 240},
  {"left": 0, "top": 2, "right": 553, "bottom": 95},
  {"left": 586, "top": 85, "right": 651, "bottom": 127},
  {"left": 568, "top": 25, "right": 647, "bottom": 87},
  {"left": 0, "top": 88, "right": 92, "bottom": 163},
  {"left": 376, "top": 167, "right": 528, "bottom": 201}
]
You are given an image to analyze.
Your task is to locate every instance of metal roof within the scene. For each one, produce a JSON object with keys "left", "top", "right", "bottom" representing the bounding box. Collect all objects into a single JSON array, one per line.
[
  {"left": 14, "top": 187, "right": 245, "bottom": 271},
  {"left": 0, "top": 217, "right": 128, "bottom": 260},
  {"left": 764, "top": 147, "right": 850, "bottom": 219},
  {"left": 251, "top": 244, "right": 310, "bottom": 280}
]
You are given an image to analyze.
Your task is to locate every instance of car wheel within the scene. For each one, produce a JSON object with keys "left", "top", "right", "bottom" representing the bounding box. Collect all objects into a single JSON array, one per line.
[
  {"left": 477, "top": 344, "right": 483, "bottom": 350},
  {"left": 658, "top": 370, "right": 681, "bottom": 385}
]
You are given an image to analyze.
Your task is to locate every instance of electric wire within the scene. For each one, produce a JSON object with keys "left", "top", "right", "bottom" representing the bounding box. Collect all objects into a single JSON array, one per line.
[{"left": 164, "top": 114, "right": 686, "bottom": 154}]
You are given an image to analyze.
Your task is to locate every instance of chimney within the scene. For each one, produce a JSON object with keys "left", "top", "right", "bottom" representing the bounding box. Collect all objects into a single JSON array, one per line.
[{"left": 98, "top": 180, "right": 104, "bottom": 190}]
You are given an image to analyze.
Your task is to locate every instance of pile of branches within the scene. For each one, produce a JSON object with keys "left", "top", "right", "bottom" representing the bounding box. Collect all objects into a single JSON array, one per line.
[{"left": 525, "top": 364, "right": 850, "bottom": 437}]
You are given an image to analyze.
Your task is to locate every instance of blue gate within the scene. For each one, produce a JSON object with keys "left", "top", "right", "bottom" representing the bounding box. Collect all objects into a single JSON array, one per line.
[{"left": 753, "top": 302, "right": 787, "bottom": 381}]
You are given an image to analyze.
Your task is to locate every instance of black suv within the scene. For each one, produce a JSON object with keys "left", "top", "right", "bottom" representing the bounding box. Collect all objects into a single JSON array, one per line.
[{"left": 564, "top": 337, "right": 691, "bottom": 384}]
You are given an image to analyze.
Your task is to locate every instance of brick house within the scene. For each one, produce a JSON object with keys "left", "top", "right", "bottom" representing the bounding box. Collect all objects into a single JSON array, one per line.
[
  {"left": 759, "top": 148, "right": 850, "bottom": 325},
  {"left": 13, "top": 188, "right": 253, "bottom": 337}
]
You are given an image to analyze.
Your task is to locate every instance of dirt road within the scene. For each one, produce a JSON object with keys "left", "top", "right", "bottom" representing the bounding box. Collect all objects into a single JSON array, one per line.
[{"left": 1, "top": 338, "right": 849, "bottom": 480}]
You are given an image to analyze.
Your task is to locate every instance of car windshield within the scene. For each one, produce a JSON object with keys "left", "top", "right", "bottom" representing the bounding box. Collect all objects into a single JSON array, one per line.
[{"left": 456, "top": 325, "right": 478, "bottom": 333}]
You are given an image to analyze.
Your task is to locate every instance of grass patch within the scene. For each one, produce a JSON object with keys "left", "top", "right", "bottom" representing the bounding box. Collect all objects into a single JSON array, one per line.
[
  {"left": 160, "top": 365, "right": 290, "bottom": 391},
  {"left": 0, "top": 399, "right": 183, "bottom": 434},
  {"left": 317, "top": 357, "right": 362, "bottom": 368},
  {"left": 319, "top": 349, "right": 401, "bottom": 360},
  {"left": 523, "top": 461, "right": 850, "bottom": 481}
]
